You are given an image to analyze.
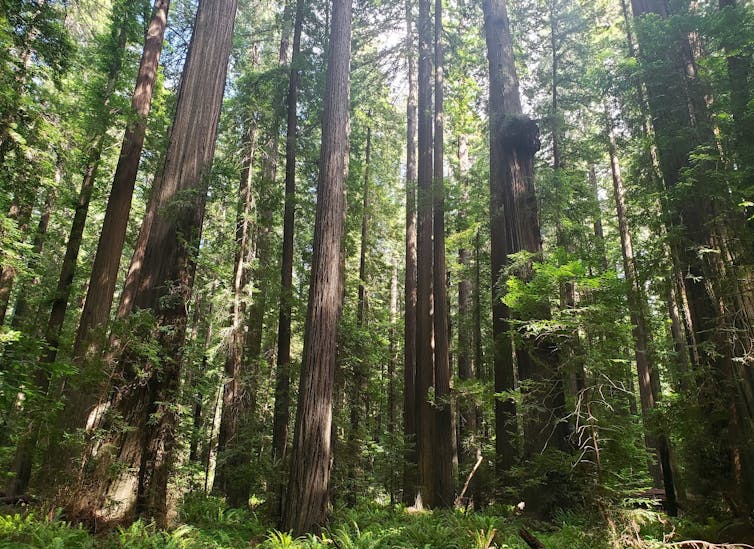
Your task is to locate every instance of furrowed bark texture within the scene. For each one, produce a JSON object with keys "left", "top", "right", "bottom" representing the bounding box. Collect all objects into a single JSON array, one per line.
[
  {"left": 281, "top": 0, "right": 351, "bottom": 534},
  {"left": 432, "top": 0, "right": 454, "bottom": 508},
  {"left": 271, "top": 0, "right": 304, "bottom": 520},
  {"left": 402, "top": 0, "right": 418, "bottom": 505},
  {"left": 415, "top": 0, "right": 435, "bottom": 509},
  {"left": 72, "top": 0, "right": 238, "bottom": 526}
]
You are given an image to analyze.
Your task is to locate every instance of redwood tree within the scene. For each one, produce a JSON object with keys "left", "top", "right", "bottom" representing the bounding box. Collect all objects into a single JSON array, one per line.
[
  {"left": 281, "top": 0, "right": 352, "bottom": 534},
  {"left": 71, "top": 0, "right": 238, "bottom": 525}
]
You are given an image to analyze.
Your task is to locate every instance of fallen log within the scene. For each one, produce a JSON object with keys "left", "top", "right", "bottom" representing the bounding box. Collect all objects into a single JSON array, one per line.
[{"left": 519, "top": 527, "right": 546, "bottom": 549}]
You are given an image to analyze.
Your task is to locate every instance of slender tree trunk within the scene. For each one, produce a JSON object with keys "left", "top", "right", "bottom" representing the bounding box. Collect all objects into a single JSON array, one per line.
[
  {"left": 432, "top": 0, "right": 453, "bottom": 507},
  {"left": 402, "top": 0, "right": 418, "bottom": 506},
  {"left": 387, "top": 257, "right": 399, "bottom": 501},
  {"left": 281, "top": 0, "right": 351, "bottom": 534},
  {"left": 415, "top": 0, "right": 435, "bottom": 509},
  {"left": 457, "top": 135, "right": 476, "bottom": 465},
  {"left": 74, "top": 0, "right": 171, "bottom": 362},
  {"left": 214, "top": 122, "right": 258, "bottom": 507},
  {"left": 10, "top": 179, "right": 58, "bottom": 330},
  {"left": 347, "top": 122, "right": 372, "bottom": 495},
  {"left": 0, "top": 197, "right": 34, "bottom": 326},
  {"left": 70, "top": 0, "right": 238, "bottom": 525},
  {"left": 271, "top": 0, "right": 304, "bottom": 520},
  {"left": 607, "top": 121, "right": 677, "bottom": 516},
  {"left": 632, "top": 0, "right": 754, "bottom": 514}
]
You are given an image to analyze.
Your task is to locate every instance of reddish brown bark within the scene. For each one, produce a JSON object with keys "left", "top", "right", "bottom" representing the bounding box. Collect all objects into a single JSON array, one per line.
[
  {"left": 402, "top": 0, "right": 418, "bottom": 505},
  {"left": 70, "top": 0, "right": 238, "bottom": 525},
  {"left": 271, "top": 0, "right": 304, "bottom": 519},
  {"left": 432, "top": 0, "right": 454, "bottom": 507},
  {"left": 281, "top": 0, "right": 351, "bottom": 534},
  {"left": 74, "top": 0, "right": 171, "bottom": 362},
  {"left": 415, "top": 0, "right": 435, "bottom": 508},
  {"left": 214, "top": 123, "right": 257, "bottom": 507}
]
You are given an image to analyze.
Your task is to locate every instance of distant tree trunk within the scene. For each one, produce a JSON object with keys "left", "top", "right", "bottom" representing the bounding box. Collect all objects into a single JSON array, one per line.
[
  {"left": 387, "top": 256, "right": 399, "bottom": 502},
  {"left": 415, "top": 0, "right": 435, "bottom": 509},
  {"left": 632, "top": 0, "right": 754, "bottom": 514},
  {"left": 347, "top": 121, "right": 372, "bottom": 494},
  {"left": 213, "top": 121, "right": 258, "bottom": 507},
  {"left": 70, "top": 0, "right": 238, "bottom": 525},
  {"left": 0, "top": 197, "right": 34, "bottom": 326},
  {"left": 718, "top": 0, "right": 753, "bottom": 172},
  {"left": 402, "top": 0, "right": 418, "bottom": 506},
  {"left": 457, "top": 135, "right": 476, "bottom": 465},
  {"left": 271, "top": 0, "right": 304, "bottom": 520},
  {"left": 607, "top": 120, "right": 678, "bottom": 516},
  {"left": 10, "top": 178, "right": 58, "bottom": 330},
  {"left": 74, "top": 0, "right": 171, "bottom": 363},
  {"left": 432, "top": 0, "right": 454, "bottom": 508},
  {"left": 281, "top": 0, "right": 351, "bottom": 534}
]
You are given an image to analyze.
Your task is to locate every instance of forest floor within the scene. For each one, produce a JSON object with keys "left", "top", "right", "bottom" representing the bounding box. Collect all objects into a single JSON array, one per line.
[{"left": 0, "top": 495, "right": 750, "bottom": 548}]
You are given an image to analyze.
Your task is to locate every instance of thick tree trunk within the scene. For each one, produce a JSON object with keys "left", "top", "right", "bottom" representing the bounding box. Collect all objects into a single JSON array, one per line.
[
  {"left": 281, "top": 0, "right": 351, "bottom": 534},
  {"left": 483, "top": 0, "right": 569, "bottom": 482},
  {"left": 415, "top": 0, "right": 435, "bottom": 509},
  {"left": 270, "top": 0, "right": 304, "bottom": 520},
  {"left": 482, "top": 0, "right": 519, "bottom": 475},
  {"left": 402, "top": 0, "right": 418, "bottom": 506},
  {"left": 42, "top": 2, "right": 171, "bottom": 490},
  {"left": 432, "top": 0, "right": 454, "bottom": 507},
  {"left": 70, "top": 0, "right": 238, "bottom": 526}
]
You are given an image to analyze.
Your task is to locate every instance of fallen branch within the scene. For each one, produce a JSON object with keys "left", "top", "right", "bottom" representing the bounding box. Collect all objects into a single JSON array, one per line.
[
  {"left": 519, "top": 527, "right": 546, "bottom": 549},
  {"left": 454, "top": 451, "right": 483, "bottom": 508}
]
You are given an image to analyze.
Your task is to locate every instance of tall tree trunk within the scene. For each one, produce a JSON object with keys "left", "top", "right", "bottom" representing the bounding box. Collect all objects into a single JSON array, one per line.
[
  {"left": 402, "top": 0, "right": 418, "bottom": 506},
  {"left": 415, "top": 0, "right": 435, "bottom": 509},
  {"left": 457, "top": 135, "right": 476, "bottom": 464},
  {"left": 214, "top": 121, "right": 258, "bottom": 507},
  {"left": 432, "top": 0, "right": 453, "bottom": 507},
  {"left": 347, "top": 122, "right": 371, "bottom": 495},
  {"left": 271, "top": 0, "right": 304, "bottom": 520},
  {"left": 10, "top": 178, "right": 58, "bottom": 331},
  {"left": 483, "top": 0, "right": 569, "bottom": 482},
  {"left": 42, "top": 1, "right": 171, "bottom": 490},
  {"left": 5, "top": 16, "right": 131, "bottom": 497},
  {"left": 388, "top": 256, "right": 399, "bottom": 500},
  {"left": 281, "top": 0, "right": 351, "bottom": 534},
  {"left": 482, "top": 0, "right": 519, "bottom": 476},
  {"left": 607, "top": 121, "right": 678, "bottom": 516},
  {"left": 632, "top": 0, "right": 754, "bottom": 514},
  {"left": 74, "top": 0, "right": 171, "bottom": 362},
  {"left": 70, "top": 0, "right": 238, "bottom": 525},
  {"left": 0, "top": 197, "right": 34, "bottom": 326}
]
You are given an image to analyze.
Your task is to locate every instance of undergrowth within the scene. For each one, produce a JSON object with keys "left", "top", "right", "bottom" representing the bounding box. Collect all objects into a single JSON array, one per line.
[{"left": 0, "top": 494, "right": 739, "bottom": 548}]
